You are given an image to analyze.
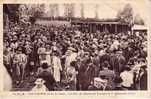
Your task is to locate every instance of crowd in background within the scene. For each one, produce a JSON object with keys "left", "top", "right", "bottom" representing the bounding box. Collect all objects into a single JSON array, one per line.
[{"left": 3, "top": 22, "right": 147, "bottom": 91}]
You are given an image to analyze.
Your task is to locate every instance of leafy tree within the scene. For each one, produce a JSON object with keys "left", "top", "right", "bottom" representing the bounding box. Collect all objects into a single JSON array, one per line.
[
  {"left": 117, "top": 3, "right": 133, "bottom": 25},
  {"left": 20, "top": 4, "right": 45, "bottom": 18},
  {"left": 134, "top": 14, "right": 145, "bottom": 25},
  {"left": 3, "top": 4, "right": 20, "bottom": 23},
  {"left": 18, "top": 4, "right": 45, "bottom": 24}
]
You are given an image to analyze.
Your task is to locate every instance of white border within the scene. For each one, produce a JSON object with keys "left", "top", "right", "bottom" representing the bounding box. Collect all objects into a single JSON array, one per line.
[{"left": 0, "top": 0, "right": 151, "bottom": 98}]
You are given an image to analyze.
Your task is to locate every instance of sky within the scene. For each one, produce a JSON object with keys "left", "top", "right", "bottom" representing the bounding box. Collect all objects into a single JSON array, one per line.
[
  {"left": 23, "top": 0, "right": 150, "bottom": 26},
  {"left": 44, "top": 2, "right": 123, "bottom": 19},
  {"left": 43, "top": 0, "right": 150, "bottom": 21}
]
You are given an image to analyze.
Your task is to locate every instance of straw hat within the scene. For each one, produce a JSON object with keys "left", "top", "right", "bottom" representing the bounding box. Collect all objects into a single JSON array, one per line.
[
  {"left": 116, "top": 50, "right": 123, "bottom": 54},
  {"left": 34, "top": 78, "right": 45, "bottom": 85},
  {"left": 17, "top": 47, "right": 22, "bottom": 51},
  {"left": 68, "top": 47, "right": 76, "bottom": 52}
]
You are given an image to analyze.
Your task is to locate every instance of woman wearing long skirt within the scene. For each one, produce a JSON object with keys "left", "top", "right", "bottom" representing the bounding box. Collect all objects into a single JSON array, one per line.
[{"left": 52, "top": 51, "right": 62, "bottom": 82}]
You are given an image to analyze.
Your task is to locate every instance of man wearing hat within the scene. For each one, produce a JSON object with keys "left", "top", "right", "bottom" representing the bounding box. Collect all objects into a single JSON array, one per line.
[
  {"left": 13, "top": 47, "right": 27, "bottom": 84},
  {"left": 132, "top": 58, "right": 147, "bottom": 90},
  {"left": 114, "top": 50, "right": 126, "bottom": 75},
  {"left": 79, "top": 58, "right": 95, "bottom": 90},
  {"left": 139, "top": 65, "right": 147, "bottom": 90}
]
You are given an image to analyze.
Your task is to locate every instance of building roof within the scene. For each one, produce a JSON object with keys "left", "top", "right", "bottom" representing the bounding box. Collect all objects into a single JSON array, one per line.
[
  {"left": 37, "top": 17, "right": 129, "bottom": 25},
  {"left": 35, "top": 19, "right": 71, "bottom": 27},
  {"left": 71, "top": 20, "right": 128, "bottom": 25}
]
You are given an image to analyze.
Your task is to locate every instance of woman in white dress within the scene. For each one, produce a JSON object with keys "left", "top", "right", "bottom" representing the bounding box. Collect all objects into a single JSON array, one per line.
[{"left": 52, "top": 51, "right": 62, "bottom": 82}]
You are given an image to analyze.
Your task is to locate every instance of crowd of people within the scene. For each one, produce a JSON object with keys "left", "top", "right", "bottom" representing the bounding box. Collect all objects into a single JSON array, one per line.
[{"left": 3, "top": 21, "right": 147, "bottom": 91}]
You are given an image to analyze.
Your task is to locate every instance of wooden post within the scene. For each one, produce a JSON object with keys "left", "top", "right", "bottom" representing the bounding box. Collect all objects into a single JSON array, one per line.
[
  {"left": 103, "top": 24, "right": 105, "bottom": 32},
  {"left": 89, "top": 24, "right": 91, "bottom": 33},
  {"left": 115, "top": 24, "right": 117, "bottom": 33}
]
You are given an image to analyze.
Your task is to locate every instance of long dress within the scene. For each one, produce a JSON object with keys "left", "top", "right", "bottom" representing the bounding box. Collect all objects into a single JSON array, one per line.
[
  {"left": 45, "top": 50, "right": 51, "bottom": 66},
  {"left": 52, "top": 56, "right": 62, "bottom": 82}
]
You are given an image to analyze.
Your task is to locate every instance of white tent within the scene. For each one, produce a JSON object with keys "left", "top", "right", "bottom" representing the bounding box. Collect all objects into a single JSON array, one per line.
[{"left": 132, "top": 25, "right": 147, "bottom": 30}]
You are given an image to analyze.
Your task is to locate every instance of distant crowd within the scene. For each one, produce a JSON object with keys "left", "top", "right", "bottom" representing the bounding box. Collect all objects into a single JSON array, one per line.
[{"left": 3, "top": 22, "right": 147, "bottom": 91}]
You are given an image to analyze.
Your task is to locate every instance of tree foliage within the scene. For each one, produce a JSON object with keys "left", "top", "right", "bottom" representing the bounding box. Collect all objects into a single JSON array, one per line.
[
  {"left": 19, "top": 4, "right": 45, "bottom": 18},
  {"left": 3, "top": 4, "right": 20, "bottom": 23},
  {"left": 117, "top": 3, "right": 133, "bottom": 25},
  {"left": 33, "top": 5, "right": 45, "bottom": 18},
  {"left": 134, "top": 14, "right": 145, "bottom": 25}
]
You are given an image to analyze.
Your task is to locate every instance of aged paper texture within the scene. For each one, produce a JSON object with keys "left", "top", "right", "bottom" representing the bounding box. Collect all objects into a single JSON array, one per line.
[{"left": 0, "top": 0, "right": 151, "bottom": 99}]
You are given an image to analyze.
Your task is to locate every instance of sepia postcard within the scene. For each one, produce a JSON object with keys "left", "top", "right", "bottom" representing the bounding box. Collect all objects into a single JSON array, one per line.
[{"left": 0, "top": 0, "right": 151, "bottom": 99}]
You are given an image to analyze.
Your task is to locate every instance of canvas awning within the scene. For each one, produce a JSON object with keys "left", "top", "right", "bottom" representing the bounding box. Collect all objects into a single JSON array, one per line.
[{"left": 132, "top": 25, "right": 147, "bottom": 30}]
